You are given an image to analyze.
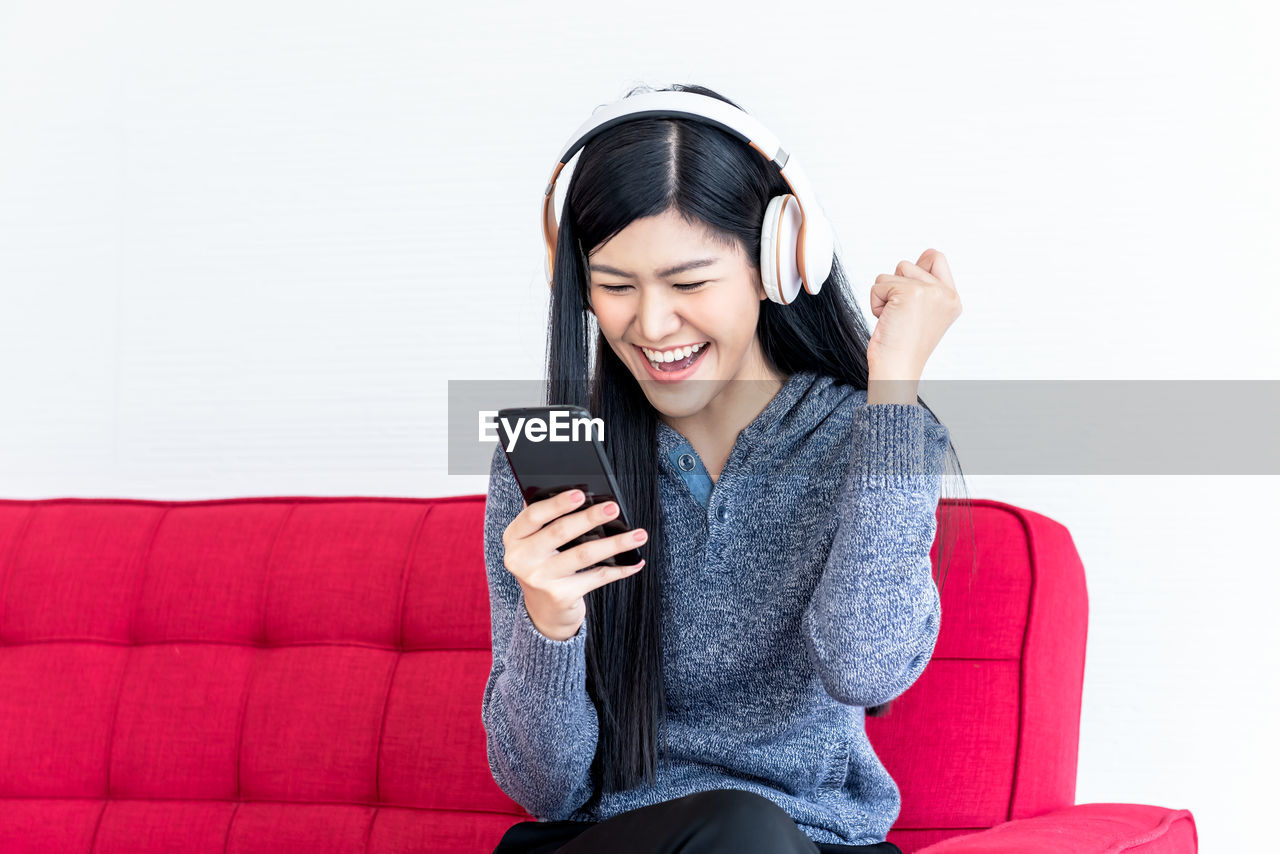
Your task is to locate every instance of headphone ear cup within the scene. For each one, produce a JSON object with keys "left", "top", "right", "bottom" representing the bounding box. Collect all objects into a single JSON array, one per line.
[
  {"left": 761, "top": 194, "right": 803, "bottom": 305},
  {"left": 800, "top": 206, "right": 835, "bottom": 295}
]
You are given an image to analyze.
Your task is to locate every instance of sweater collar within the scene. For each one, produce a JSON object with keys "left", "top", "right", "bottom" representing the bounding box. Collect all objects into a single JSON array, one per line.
[{"left": 654, "top": 369, "right": 823, "bottom": 459}]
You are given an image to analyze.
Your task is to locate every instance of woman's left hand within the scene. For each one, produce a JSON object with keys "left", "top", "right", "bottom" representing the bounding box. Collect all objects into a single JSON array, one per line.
[{"left": 866, "top": 248, "right": 962, "bottom": 404}]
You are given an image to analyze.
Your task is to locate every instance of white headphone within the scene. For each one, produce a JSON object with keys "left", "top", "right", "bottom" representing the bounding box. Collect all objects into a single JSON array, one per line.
[{"left": 541, "top": 90, "right": 840, "bottom": 306}]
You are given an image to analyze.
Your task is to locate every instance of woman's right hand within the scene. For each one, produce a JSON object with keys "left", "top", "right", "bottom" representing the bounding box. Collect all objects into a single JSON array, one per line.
[{"left": 502, "top": 489, "right": 648, "bottom": 641}]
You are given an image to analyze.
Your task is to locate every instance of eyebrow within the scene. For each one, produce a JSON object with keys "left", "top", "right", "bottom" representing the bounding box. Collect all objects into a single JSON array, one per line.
[{"left": 588, "top": 257, "right": 721, "bottom": 279}]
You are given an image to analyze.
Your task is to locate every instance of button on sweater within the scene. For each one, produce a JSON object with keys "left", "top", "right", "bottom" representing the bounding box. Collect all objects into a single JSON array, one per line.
[{"left": 481, "top": 369, "right": 951, "bottom": 846}]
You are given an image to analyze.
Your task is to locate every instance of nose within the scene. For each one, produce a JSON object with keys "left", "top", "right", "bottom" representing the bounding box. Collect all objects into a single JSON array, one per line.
[{"left": 635, "top": 286, "right": 682, "bottom": 345}]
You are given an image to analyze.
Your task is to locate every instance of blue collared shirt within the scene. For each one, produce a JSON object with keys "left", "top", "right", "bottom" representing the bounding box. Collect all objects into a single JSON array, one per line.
[{"left": 666, "top": 440, "right": 715, "bottom": 509}]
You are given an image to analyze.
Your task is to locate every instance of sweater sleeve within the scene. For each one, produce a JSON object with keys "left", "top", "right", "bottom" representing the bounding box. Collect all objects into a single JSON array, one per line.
[
  {"left": 800, "top": 401, "right": 950, "bottom": 708},
  {"left": 480, "top": 442, "right": 600, "bottom": 819}
]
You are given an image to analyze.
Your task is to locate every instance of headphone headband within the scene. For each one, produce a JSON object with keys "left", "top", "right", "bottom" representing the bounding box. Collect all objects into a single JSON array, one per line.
[{"left": 541, "top": 90, "right": 836, "bottom": 297}]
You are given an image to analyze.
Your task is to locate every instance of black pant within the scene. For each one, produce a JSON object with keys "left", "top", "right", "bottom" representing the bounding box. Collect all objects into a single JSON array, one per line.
[{"left": 491, "top": 789, "right": 904, "bottom": 854}]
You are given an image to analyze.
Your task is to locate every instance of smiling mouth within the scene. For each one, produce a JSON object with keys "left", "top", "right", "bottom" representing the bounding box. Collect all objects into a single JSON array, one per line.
[{"left": 635, "top": 343, "right": 709, "bottom": 374}]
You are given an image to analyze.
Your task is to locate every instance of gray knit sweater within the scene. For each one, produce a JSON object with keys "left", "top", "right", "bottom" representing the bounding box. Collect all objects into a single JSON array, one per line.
[{"left": 481, "top": 369, "right": 950, "bottom": 845}]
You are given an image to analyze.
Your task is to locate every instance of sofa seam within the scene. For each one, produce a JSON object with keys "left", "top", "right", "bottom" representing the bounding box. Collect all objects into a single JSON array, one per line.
[
  {"left": 221, "top": 801, "right": 241, "bottom": 854},
  {"left": 0, "top": 505, "right": 36, "bottom": 641},
  {"left": 1103, "top": 808, "right": 1196, "bottom": 854},
  {"left": 362, "top": 804, "right": 380, "bottom": 854},
  {"left": 234, "top": 504, "right": 296, "bottom": 800},
  {"left": 1006, "top": 508, "right": 1036, "bottom": 821}
]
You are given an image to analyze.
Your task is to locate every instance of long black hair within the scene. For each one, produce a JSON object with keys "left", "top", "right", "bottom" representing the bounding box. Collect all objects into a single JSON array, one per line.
[{"left": 543, "top": 82, "right": 975, "bottom": 807}]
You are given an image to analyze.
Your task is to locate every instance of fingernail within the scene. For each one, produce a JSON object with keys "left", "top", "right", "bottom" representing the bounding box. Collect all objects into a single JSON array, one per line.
[
  {"left": 633, "top": 529, "right": 647, "bottom": 542},
  {"left": 569, "top": 490, "right": 584, "bottom": 502},
  {"left": 604, "top": 502, "right": 618, "bottom": 516}
]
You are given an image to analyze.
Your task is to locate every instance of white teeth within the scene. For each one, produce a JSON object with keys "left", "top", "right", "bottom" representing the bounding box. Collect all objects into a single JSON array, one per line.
[{"left": 642, "top": 342, "right": 705, "bottom": 364}]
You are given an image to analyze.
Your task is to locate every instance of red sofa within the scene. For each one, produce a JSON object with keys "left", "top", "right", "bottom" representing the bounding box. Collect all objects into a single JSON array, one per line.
[{"left": 0, "top": 495, "right": 1197, "bottom": 853}]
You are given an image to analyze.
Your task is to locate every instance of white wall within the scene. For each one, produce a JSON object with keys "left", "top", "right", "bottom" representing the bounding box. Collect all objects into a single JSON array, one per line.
[{"left": 1, "top": 1, "right": 1275, "bottom": 848}]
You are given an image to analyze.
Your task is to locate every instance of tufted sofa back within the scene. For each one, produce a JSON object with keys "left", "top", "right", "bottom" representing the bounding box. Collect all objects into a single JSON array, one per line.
[{"left": 0, "top": 496, "right": 1086, "bottom": 853}]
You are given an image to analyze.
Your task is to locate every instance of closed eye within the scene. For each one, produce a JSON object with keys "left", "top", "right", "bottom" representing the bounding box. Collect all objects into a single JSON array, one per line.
[{"left": 597, "top": 282, "right": 708, "bottom": 294}]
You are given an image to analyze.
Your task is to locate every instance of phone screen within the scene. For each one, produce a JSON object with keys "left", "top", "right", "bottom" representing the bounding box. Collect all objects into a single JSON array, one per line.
[{"left": 495, "top": 405, "right": 644, "bottom": 569}]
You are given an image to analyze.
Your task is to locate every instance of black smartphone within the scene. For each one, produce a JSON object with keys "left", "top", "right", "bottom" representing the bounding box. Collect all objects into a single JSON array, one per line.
[{"left": 495, "top": 405, "right": 643, "bottom": 570}]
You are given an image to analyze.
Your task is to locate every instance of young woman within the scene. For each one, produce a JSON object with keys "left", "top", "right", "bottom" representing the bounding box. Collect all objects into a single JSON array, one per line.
[{"left": 482, "top": 83, "right": 969, "bottom": 854}]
